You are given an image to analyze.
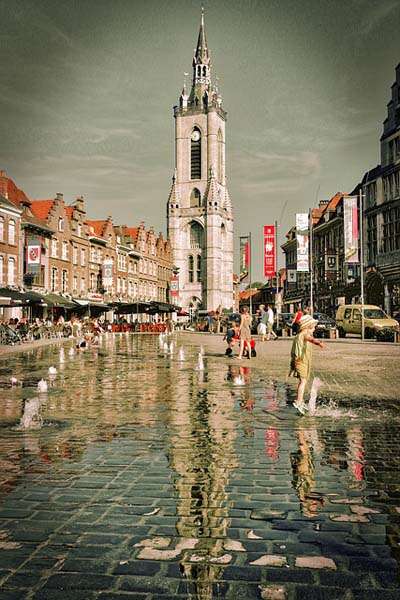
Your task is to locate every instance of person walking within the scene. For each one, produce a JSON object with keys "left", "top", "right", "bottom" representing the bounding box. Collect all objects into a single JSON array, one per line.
[
  {"left": 257, "top": 304, "right": 268, "bottom": 341},
  {"left": 238, "top": 306, "right": 252, "bottom": 360},
  {"left": 289, "top": 314, "right": 324, "bottom": 414},
  {"left": 266, "top": 304, "right": 278, "bottom": 340}
]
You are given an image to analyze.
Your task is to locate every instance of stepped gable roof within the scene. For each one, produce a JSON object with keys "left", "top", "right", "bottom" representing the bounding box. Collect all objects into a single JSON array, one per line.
[{"left": 30, "top": 199, "right": 55, "bottom": 220}]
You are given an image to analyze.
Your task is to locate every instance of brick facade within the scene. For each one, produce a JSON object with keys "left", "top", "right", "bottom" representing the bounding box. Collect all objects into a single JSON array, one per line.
[{"left": 0, "top": 171, "right": 174, "bottom": 311}]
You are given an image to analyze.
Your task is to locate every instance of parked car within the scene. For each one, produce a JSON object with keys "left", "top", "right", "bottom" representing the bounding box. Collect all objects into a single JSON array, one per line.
[
  {"left": 336, "top": 304, "right": 399, "bottom": 340},
  {"left": 313, "top": 312, "right": 336, "bottom": 338}
]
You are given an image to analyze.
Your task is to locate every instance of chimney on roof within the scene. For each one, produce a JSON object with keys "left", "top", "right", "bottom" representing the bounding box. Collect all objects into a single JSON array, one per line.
[
  {"left": 56, "top": 193, "right": 63, "bottom": 202},
  {"left": 0, "top": 170, "right": 6, "bottom": 177}
]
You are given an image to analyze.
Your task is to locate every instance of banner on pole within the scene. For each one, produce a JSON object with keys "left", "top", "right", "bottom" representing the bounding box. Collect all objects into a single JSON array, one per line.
[
  {"left": 102, "top": 259, "right": 114, "bottom": 288},
  {"left": 296, "top": 213, "right": 309, "bottom": 272},
  {"left": 263, "top": 225, "right": 276, "bottom": 278},
  {"left": 26, "top": 237, "right": 41, "bottom": 273},
  {"left": 170, "top": 275, "right": 179, "bottom": 298},
  {"left": 343, "top": 196, "right": 359, "bottom": 263},
  {"left": 239, "top": 236, "right": 250, "bottom": 282}
]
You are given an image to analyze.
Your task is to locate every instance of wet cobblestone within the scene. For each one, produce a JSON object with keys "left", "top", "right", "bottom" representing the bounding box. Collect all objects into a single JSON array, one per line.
[{"left": 0, "top": 333, "right": 399, "bottom": 599}]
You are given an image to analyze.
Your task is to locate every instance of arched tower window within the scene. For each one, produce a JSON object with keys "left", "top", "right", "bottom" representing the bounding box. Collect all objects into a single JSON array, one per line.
[
  {"left": 218, "top": 129, "right": 223, "bottom": 183},
  {"left": 191, "top": 128, "right": 201, "bottom": 179},
  {"left": 203, "top": 66, "right": 207, "bottom": 77},
  {"left": 189, "top": 221, "right": 204, "bottom": 248},
  {"left": 197, "top": 255, "right": 202, "bottom": 282},
  {"left": 188, "top": 255, "right": 194, "bottom": 283},
  {"left": 190, "top": 188, "right": 201, "bottom": 208}
]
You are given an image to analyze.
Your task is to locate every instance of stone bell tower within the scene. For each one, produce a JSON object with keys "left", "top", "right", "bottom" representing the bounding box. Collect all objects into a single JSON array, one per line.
[{"left": 167, "top": 9, "right": 234, "bottom": 312}]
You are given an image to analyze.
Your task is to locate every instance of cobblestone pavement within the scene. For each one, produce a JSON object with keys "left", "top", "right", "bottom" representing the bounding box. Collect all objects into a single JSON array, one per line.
[{"left": 0, "top": 334, "right": 399, "bottom": 600}]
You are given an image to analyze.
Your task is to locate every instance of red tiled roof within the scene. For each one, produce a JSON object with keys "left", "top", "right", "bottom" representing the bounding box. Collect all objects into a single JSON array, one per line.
[
  {"left": 124, "top": 227, "right": 138, "bottom": 240},
  {"left": 86, "top": 220, "right": 107, "bottom": 237},
  {"left": 30, "top": 200, "right": 55, "bottom": 220},
  {"left": 0, "top": 172, "right": 31, "bottom": 207}
]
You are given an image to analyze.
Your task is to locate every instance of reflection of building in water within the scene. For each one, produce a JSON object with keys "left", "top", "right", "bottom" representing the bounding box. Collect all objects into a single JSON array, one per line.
[{"left": 167, "top": 358, "right": 238, "bottom": 599}]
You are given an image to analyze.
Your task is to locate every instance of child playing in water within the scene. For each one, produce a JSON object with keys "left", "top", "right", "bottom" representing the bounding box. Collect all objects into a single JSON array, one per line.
[{"left": 289, "top": 315, "right": 324, "bottom": 415}]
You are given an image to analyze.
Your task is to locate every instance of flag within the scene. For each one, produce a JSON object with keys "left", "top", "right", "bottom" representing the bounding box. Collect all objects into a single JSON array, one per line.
[
  {"left": 263, "top": 225, "right": 275, "bottom": 278},
  {"left": 343, "top": 196, "right": 359, "bottom": 263},
  {"left": 296, "top": 213, "right": 309, "bottom": 272},
  {"left": 239, "top": 236, "right": 250, "bottom": 282}
]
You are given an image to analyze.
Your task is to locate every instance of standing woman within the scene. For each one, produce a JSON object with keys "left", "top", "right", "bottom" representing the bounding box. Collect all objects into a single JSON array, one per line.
[{"left": 238, "top": 306, "right": 252, "bottom": 360}]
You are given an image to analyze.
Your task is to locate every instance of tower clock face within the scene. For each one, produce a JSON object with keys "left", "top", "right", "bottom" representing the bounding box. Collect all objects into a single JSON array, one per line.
[{"left": 191, "top": 131, "right": 200, "bottom": 141}]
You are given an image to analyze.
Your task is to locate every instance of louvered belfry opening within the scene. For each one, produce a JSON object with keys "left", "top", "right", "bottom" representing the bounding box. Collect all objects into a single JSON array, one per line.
[{"left": 191, "top": 130, "right": 201, "bottom": 179}]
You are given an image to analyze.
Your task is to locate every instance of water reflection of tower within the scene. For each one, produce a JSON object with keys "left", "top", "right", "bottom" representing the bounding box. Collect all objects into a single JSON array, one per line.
[{"left": 167, "top": 358, "right": 238, "bottom": 599}]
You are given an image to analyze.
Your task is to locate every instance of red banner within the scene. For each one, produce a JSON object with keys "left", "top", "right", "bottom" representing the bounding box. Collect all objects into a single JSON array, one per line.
[
  {"left": 239, "top": 236, "right": 250, "bottom": 281},
  {"left": 170, "top": 275, "right": 179, "bottom": 298},
  {"left": 263, "top": 225, "right": 275, "bottom": 278}
]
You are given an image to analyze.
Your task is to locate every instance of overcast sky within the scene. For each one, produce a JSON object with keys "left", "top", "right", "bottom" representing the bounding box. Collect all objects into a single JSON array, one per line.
[{"left": 1, "top": 0, "right": 399, "bottom": 279}]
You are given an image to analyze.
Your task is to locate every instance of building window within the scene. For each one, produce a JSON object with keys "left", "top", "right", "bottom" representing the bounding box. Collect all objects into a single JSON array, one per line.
[
  {"left": 0, "top": 255, "right": 3, "bottom": 285},
  {"left": 189, "top": 221, "right": 204, "bottom": 248},
  {"left": 58, "top": 217, "right": 64, "bottom": 232},
  {"left": 77, "top": 223, "right": 82, "bottom": 237},
  {"left": 51, "top": 267, "right": 57, "bottom": 292},
  {"left": 80, "top": 277, "right": 85, "bottom": 293},
  {"left": 190, "top": 188, "right": 201, "bottom": 208},
  {"left": 73, "top": 246, "right": 78, "bottom": 265},
  {"left": 191, "top": 128, "right": 201, "bottom": 180},
  {"left": 197, "top": 255, "right": 202, "bottom": 282},
  {"left": 0, "top": 217, "right": 3, "bottom": 241},
  {"left": 81, "top": 248, "right": 85, "bottom": 266},
  {"left": 51, "top": 239, "right": 58, "bottom": 258},
  {"left": 62, "top": 270, "right": 68, "bottom": 292},
  {"left": 188, "top": 255, "right": 194, "bottom": 283},
  {"left": 8, "top": 219, "right": 15, "bottom": 245},
  {"left": 62, "top": 241, "right": 68, "bottom": 260},
  {"left": 7, "top": 257, "right": 15, "bottom": 285},
  {"left": 73, "top": 275, "right": 78, "bottom": 292},
  {"left": 90, "top": 272, "right": 96, "bottom": 291}
]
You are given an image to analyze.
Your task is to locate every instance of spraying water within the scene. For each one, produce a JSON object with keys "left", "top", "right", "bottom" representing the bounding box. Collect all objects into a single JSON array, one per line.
[
  {"left": 18, "top": 398, "right": 43, "bottom": 430},
  {"left": 197, "top": 353, "right": 204, "bottom": 371},
  {"left": 308, "top": 377, "right": 322, "bottom": 415},
  {"left": 37, "top": 379, "right": 48, "bottom": 393}
]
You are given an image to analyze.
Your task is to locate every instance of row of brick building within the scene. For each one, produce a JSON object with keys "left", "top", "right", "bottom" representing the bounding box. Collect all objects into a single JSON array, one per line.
[
  {"left": 281, "top": 63, "right": 400, "bottom": 317},
  {"left": 0, "top": 171, "right": 175, "bottom": 317}
]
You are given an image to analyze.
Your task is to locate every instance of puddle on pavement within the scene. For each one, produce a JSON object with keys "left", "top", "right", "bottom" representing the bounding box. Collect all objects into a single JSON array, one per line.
[{"left": 0, "top": 334, "right": 399, "bottom": 598}]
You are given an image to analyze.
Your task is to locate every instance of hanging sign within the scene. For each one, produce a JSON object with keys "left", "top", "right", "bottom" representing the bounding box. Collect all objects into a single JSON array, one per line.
[
  {"left": 296, "top": 213, "right": 309, "bottom": 272},
  {"left": 263, "top": 225, "right": 276, "bottom": 278},
  {"left": 344, "top": 196, "right": 359, "bottom": 263}
]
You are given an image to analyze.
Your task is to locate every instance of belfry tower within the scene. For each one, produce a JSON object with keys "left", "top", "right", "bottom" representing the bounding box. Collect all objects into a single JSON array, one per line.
[{"left": 167, "top": 9, "right": 234, "bottom": 312}]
